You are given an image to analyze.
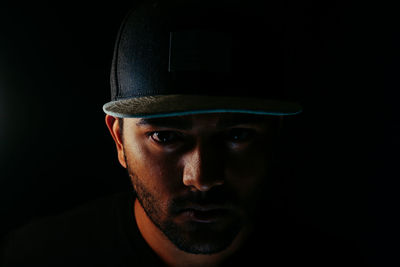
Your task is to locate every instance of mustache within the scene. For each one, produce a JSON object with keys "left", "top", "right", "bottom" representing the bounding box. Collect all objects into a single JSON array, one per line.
[{"left": 169, "top": 187, "right": 239, "bottom": 214}]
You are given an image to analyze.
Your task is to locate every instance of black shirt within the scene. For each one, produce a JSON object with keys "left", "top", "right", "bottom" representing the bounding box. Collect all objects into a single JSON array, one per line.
[
  {"left": 1, "top": 192, "right": 164, "bottom": 267},
  {"left": 1, "top": 191, "right": 367, "bottom": 266}
]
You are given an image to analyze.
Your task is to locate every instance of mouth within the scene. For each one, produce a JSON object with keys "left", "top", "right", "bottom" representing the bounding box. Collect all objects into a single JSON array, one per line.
[{"left": 179, "top": 206, "right": 233, "bottom": 223}]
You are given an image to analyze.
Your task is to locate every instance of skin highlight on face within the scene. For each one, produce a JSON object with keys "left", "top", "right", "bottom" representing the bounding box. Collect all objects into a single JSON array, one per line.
[{"left": 106, "top": 113, "right": 282, "bottom": 265}]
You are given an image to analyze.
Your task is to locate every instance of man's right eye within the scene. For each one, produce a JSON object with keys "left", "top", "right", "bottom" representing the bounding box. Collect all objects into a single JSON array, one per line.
[{"left": 148, "top": 131, "right": 183, "bottom": 144}]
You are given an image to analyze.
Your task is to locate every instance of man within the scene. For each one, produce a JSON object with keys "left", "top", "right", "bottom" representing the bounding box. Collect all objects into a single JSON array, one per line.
[
  {"left": 1, "top": 0, "right": 362, "bottom": 266},
  {"left": 100, "top": 1, "right": 303, "bottom": 264},
  {"left": 104, "top": 112, "right": 286, "bottom": 266}
]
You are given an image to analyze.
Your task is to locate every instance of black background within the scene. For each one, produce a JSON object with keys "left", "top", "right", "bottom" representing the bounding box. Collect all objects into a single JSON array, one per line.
[{"left": 0, "top": 1, "right": 398, "bottom": 266}]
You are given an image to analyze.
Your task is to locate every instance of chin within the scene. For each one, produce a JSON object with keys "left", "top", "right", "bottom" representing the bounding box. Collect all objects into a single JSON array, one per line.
[{"left": 162, "top": 220, "right": 243, "bottom": 255}]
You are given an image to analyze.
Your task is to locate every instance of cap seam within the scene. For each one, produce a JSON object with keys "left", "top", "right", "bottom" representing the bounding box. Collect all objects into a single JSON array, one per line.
[{"left": 113, "top": 8, "right": 137, "bottom": 100}]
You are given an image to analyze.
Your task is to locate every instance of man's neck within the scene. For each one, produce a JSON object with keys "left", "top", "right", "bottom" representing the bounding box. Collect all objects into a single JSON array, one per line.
[{"left": 134, "top": 199, "right": 247, "bottom": 267}]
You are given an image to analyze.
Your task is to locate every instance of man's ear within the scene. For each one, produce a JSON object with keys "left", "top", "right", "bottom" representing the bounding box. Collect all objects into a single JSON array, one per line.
[{"left": 105, "top": 115, "right": 127, "bottom": 168}]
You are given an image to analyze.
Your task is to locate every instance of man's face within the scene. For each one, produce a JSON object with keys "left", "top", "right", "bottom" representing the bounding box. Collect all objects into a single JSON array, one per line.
[{"left": 117, "top": 113, "right": 281, "bottom": 254}]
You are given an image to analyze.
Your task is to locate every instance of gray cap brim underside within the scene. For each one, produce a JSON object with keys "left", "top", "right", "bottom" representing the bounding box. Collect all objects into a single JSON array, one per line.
[{"left": 103, "top": 95, "right": 303, "bottom": 118}]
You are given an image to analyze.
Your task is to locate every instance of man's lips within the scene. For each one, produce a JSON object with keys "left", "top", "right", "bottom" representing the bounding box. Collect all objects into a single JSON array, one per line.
[{"left": 178, "top": 205, "right": 234, "bottom": 223}]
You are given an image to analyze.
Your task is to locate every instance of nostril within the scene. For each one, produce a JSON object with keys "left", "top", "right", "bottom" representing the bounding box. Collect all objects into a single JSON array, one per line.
[
  {"left": 183, "top": 175, "right": 225, "bottom": 192},
  {"left": 200, "top": 180, "right": 224, "bottom": 192},
  {"left": 198, "top": 185, "right": 211, "bottom": 192}
]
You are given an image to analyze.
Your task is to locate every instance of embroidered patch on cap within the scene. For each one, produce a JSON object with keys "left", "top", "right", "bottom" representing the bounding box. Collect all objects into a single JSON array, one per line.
[{"left": 168, "top": 31, "right": 232, "bottom": 73}]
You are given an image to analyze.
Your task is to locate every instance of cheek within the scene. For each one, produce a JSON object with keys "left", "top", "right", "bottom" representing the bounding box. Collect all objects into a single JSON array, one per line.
[
  {"left": 225, "top": 143, "right": 273, "bottom": 199},
  {"left": 126, "top": 142, "right": 182, "bottom": 196}
]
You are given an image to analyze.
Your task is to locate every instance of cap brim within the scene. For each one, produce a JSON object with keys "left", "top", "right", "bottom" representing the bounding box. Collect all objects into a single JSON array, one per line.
[{"left": 103, "top": 95, "right": 303, "bottom": 118}]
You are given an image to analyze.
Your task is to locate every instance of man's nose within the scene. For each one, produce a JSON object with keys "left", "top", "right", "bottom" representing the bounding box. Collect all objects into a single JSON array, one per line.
[{"left": 181, "top": 142, "right": 224, "bottom": 192}]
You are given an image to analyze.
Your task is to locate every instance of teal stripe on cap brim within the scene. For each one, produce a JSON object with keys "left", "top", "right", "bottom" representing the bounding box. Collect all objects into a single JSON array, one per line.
[{"left": 102, "top": 107, "right": 303, "bottom": 119}]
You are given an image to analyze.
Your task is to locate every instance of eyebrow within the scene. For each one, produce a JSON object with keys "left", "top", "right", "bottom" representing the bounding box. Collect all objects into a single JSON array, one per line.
[
  {"left": 216, "top": 115, "right": 273, "bottom": 128},
  {"left": 136, "top": 117, "right": 193, "bottom": 130},
  {"left": 136, "top": 114, "right": 275, "bottom": 130}
]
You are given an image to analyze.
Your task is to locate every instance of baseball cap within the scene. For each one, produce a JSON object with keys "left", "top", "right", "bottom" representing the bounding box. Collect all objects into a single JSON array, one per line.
[{"left": 103, "top": 0, "right": 303, "bottom": 118}]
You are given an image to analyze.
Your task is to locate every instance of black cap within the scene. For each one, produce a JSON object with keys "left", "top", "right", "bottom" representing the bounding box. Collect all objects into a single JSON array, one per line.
[{"left": 103, "top": 0, "right": 303, "bottom": 118}]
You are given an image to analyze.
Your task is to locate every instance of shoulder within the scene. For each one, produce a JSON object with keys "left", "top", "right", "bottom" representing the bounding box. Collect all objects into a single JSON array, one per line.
[
  {"left": 241, "top": 219, "right": 369, "bottom": 266},
  {"left": 281, "top": 223, "right": 369, "bottom": 266},
  {"left": 1, "top": 191, "right": 136, "bottom": 266}
]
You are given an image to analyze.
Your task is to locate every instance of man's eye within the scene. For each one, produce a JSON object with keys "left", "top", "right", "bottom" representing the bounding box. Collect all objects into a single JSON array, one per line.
[
  {"left": 149, "top": 131, "right": 183, "bottom": 144},
  {"left": 226, "top": 128, "right": 255, "bottom": 143}
]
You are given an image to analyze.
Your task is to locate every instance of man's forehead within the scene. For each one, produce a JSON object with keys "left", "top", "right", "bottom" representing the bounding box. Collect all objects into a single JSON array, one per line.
[{"left": 131, "top": 113, "right": 278, "bottom": 130}]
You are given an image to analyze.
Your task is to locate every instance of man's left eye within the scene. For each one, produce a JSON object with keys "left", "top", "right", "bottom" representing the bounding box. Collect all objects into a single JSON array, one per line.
[
  {"left": 226, "top": 128, "right": 256, "bottom": 143},
  {"left": 149, "top": 131, "right": 183, "bottom": 144}
]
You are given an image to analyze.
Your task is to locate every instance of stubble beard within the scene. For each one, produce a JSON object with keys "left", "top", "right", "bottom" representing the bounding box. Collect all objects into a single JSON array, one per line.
[{"left": 125, "top": 160, "right": 243, "bottom": 255}]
